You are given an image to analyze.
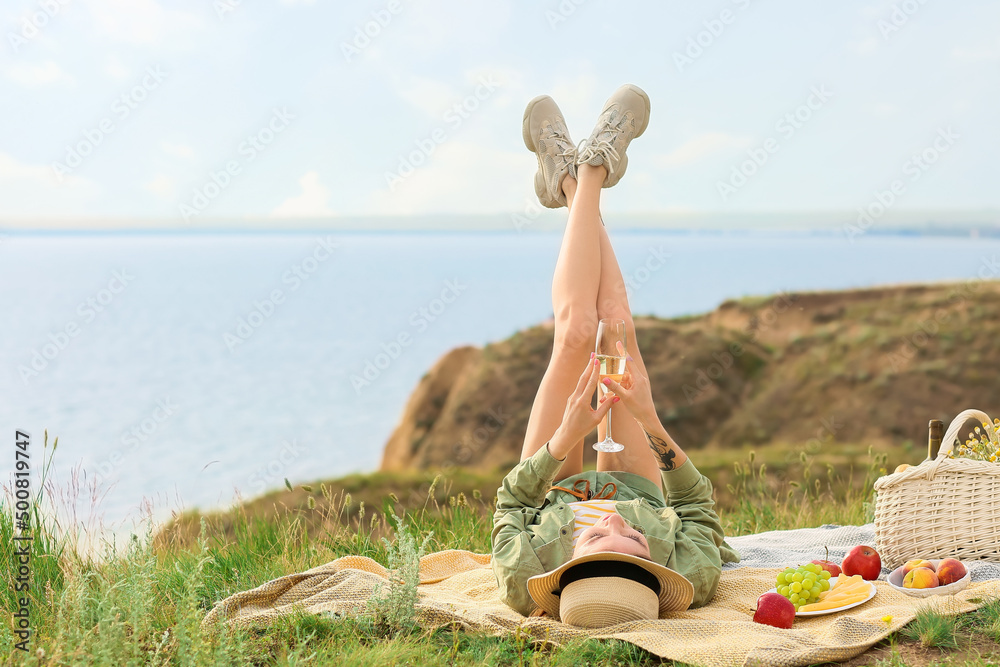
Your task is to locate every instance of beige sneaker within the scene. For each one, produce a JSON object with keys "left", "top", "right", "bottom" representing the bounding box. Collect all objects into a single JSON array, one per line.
[
  {"left": 522, "top": 95, "right": 577, "bottom": 208},
  {"left": 577, "top": 84, "right": 650, "bottom": 188}
]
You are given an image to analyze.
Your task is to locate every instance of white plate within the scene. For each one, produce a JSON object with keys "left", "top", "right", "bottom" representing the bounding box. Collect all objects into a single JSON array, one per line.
[
  {"left": 887, "top": 559, "right": 971, "bottom": 598},
  {"left": 765, "top": 579, "right": 877, "bottom": 617}
]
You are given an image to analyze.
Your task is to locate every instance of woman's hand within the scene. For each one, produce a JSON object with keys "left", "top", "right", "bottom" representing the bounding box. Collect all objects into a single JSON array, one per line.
[
  {"left": 602, "top": 360, "right": 689, "bottom": 471},
  {"left": 600, "top": 357, "right": 660, "bottom": 432},
  {"left": 547, "top": 355, "right": 618, "bottom": 461}
]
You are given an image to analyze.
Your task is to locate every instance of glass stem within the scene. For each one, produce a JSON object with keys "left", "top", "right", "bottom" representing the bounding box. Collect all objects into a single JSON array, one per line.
[{"left": 605, "top": 387, "right": 613, "bottom": 442}]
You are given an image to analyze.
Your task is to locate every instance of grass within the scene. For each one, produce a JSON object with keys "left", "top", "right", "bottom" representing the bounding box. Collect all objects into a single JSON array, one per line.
[
  {"left": 959, "top": 597, "right": 1000, "bottom": 645},
  {"left": 866, "top": 605, "right": 999, "bottom": 667},
  {"left": 2, "top": 435, "right": 999, "bottom": 666},
  {"left": 902, "top": 609, "right": 961, "bottom": 650},
  {"left": 981, "top": 599, "right": 1000, "bottom": 643}
]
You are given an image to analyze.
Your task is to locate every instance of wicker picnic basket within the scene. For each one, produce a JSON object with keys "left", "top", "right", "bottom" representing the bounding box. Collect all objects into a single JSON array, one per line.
[{"left": 873, "top": 408, "right": 1000, "bottom": 569}]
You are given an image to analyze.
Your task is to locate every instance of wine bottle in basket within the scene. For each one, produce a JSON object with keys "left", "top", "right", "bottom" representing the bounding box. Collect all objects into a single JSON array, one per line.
[{"left": 926, "top": 419, "right": 944, "bottom": 461}]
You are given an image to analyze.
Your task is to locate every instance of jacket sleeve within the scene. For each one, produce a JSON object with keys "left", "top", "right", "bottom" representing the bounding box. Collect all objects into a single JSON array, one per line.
[
  {"left": 660, "top": 459, "right": 741, "bottom": 607},
  {"left": 491, "top": 444, "right": 565, "bottom": 616}
]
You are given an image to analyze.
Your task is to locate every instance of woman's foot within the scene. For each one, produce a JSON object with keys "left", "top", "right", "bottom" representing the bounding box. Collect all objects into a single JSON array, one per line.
[
  {"left": 522, "top": 95, "right": 577, "bottom": 208},
  {"left": 577, "top": 84, "right": 650, "bottom": 188}
]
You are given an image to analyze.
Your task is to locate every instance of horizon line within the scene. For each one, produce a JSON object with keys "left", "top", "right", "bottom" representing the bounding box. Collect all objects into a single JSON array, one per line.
[{"left": 1, "top": 227, "right": 996, "bottom": 238}]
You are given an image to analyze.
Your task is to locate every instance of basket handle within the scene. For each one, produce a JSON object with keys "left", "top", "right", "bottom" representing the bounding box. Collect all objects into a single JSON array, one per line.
[{"left": 937, "top": 408, "right": 998, "bottom": 458}]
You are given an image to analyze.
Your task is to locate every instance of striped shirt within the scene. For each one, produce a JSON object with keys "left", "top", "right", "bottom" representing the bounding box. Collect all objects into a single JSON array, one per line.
[{"left": 568, "top": 499, "right": 618, "bottom": 547}]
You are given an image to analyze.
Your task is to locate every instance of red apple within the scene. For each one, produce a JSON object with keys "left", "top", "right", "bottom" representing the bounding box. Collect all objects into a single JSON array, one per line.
[
  {"left": 936, "top": 558, "right": 967, "bottom": 586},
  {"left": 812, "top": 559, "right": 842, "bottom": 577},
  {"left": 811, "top": 546, "right": 842, "bottom": 577},
  {"left": 753, "top": 592, "right": 795, "bottom": 629},
  {"left": 841, "top": 545, "right": 882, "bottom": 580}
]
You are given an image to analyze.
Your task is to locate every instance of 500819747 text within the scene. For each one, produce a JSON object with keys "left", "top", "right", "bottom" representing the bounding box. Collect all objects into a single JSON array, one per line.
[{"left": 12, "top": 430, "right": 33, "bottom": 652}]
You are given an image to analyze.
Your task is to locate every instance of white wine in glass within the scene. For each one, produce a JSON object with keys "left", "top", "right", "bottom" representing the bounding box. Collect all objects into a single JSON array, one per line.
[{"left": 593, "top": 318, "right": 626, "bottom": 453}]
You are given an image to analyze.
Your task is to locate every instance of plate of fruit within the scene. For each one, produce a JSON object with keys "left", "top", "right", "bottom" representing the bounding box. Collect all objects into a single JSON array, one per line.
[
  {"left": 887, "top": 558, "right": 970, "bottom": 598},
  {"left": 754, "top": 545, "right": 883, "bottom": 628},
  {"left": 768, "top": 569, "right": 876, "bottom": 617}
]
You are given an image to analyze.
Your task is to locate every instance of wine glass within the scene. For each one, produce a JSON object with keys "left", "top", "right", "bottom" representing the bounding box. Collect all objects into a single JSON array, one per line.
[{"left": 593, "top": 318, "right": 626, "bottom": 453}]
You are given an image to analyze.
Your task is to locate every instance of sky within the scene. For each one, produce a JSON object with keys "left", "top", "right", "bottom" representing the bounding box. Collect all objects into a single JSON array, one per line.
[{"left": 0, "top": 0, "right": 998, "bottom": 228}]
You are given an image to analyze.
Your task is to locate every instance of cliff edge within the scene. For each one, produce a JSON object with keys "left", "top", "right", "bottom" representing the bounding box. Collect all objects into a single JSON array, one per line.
[{"left": 381, "top": 280, "right": 999, "bottom": 472}]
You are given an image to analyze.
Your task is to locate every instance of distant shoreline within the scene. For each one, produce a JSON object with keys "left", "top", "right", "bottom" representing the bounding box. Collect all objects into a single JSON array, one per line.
[
  {"left": 1, "top": 226, "right": 998, "bottom": 237},
  {"left": 1, "top": 208, "right": 997, "bottom": 236}
]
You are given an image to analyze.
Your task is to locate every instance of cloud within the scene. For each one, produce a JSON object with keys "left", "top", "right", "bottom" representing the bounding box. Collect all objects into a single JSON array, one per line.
[
  {"left": 0, "top": 153, "right": 55, "bottom": 184},
  {"left": 160, "top": 141, "right": 195, "bottom": 159},
  {"left": 952, "top": 45, "right": 1000, "bottom": 62},
  {"left": 655, "top": 133, "right": 752, "bottom": 168},
  {"left": 466, "top": 66, "right": 524, "bottom": 112},
  {"left": 393, "top": 69, "right": 518, "bottom": 125},
  {"left": 271, "top": 171, "right": 334, "bottom": 218},
  {"left": 384, "top": 0, "right": 512, "bottom": 58},
  {"left": 372, "top": 141, "right": 525, "bottom": 215},
  {"left": 85, "top": 0, "right": 205, "bottom": 47},
  {"left": 105, "top": 54, "right": 131, "bottom": 81},
  {"left": 144, "top": 174, "right": 175, "bottom": 199},
  {"left": 3, "top": 60, "right": 73, "bottom": 87},
  {"left": 0, "top": 152, "right": 99, "bottom": 217},
  {"left": 549, "top": 69, "right": 602, "bottom": 136},
  {"left": 395, "top": 76, "right": 460, "bottom": 118}
]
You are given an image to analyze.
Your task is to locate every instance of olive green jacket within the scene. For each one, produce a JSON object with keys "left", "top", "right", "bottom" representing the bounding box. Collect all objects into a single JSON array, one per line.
[{"left": 491, "top": 445, "right": 741, "bottom": 616}]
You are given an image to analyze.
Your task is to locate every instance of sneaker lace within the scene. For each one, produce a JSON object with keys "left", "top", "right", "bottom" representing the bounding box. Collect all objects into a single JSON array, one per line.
[
  {"left": 577, "top": 108, "right": 627, "bottom": 175},
  {"left": 578, "top": 137, "right": 620, "bottom": 175},
  {"left": 541, "top": 124, "right": 576, "bottom": 166}
]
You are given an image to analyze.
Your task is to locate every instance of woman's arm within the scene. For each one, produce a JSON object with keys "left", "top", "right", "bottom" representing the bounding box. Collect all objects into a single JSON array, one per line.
[
  {"left": 657, "top": 455, "right": 735, "bottom": 606},
  {"left": 491, "top": 443, "right": 564, "bottom": 615},
  {"left": 641, "top": 418, "right": 737, "bottom": 606},
  {"left": 636, "top": 418, "right": 688, "bottom": 471},
  {"left": 601, "top": 368, "right": 739, "bottom": 606},
  {"left": 599, "top": 364, "right": 687, "bottom": 469}
]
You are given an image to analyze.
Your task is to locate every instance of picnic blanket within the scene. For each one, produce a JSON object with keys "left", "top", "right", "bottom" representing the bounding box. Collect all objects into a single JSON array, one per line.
[{"left": 203, "top": 524, "right": 1000, "bottom": 667}]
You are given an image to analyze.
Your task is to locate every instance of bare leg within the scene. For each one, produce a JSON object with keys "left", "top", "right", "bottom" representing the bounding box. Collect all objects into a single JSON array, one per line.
[
  {"left": 593, "top": 226, "right": 663, "bottom": 489},
  {"left": 519, "top": 164, "right": 663, "bottom": 489},
  {"left": 518, "top": 165, "right": 607, "bottom": 477}
]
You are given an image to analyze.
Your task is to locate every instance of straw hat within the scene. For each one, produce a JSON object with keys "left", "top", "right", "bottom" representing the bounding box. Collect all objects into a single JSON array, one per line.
[{"left": 526, "top": 551, "right": 694, "bottom": 627}]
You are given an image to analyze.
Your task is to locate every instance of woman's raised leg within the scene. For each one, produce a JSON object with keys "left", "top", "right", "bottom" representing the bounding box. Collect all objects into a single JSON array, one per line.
[
  {"left": 592, "top": 224, "right": 664, "bottom": 488},
  {"left": 519, "top": 84, "right": 656, "bottom": 483},
  {"left": 518, "top": 164, "right": 607, "bottom": 476}
]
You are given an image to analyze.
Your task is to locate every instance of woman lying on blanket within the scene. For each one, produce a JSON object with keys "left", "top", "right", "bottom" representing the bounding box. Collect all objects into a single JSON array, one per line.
[{"left": 492, "top": 84, "right": 740, "bottom": 628}]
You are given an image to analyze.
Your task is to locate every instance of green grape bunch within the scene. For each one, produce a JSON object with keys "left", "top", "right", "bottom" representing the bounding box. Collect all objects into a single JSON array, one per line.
[{"left": 774, "top": 563, "right": 832, "bottom": 610}]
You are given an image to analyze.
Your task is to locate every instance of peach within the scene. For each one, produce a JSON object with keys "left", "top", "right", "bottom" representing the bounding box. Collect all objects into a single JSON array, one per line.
[
  {"left": 902, "top": 559, "right": 934, "bottom": 575},
  {"left": 903, "top": 567, "right": 939, "bottom": 589},
  {"left": 936, "top": 558, "right": 967, "bottom": 586}
]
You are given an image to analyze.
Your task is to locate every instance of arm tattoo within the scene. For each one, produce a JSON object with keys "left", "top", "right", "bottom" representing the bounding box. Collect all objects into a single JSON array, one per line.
[{"left": 641, "top": 426, "right": 676, "bottom": 471}]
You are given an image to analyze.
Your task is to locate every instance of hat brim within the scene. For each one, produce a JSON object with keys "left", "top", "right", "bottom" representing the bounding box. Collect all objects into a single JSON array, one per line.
[{"left": 526, "top": 551, "right": 694, "bottom": 621}]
